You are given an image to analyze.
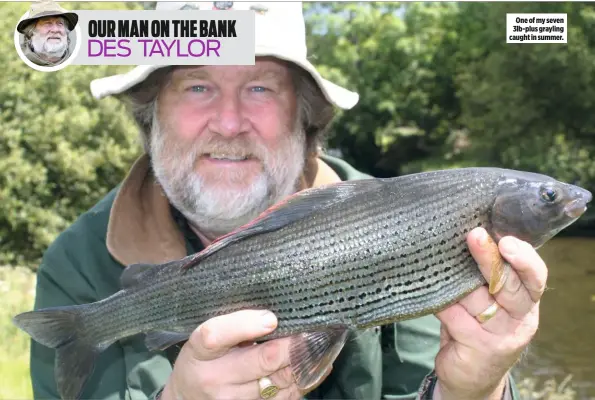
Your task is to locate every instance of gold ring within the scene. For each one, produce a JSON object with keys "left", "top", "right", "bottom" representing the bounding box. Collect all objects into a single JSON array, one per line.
[
  {"left": 258, "top": 376, "right": 280, "bottom": 399},
  {"left": 476, "top": 301, "right": 500, "bottom": 324}
]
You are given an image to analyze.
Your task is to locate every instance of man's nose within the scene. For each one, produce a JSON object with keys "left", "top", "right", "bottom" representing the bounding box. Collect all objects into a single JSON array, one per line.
[
  {"left": 48, "top": 23, "right": 65, "bottom": 33},
  {"left": 209, "top": 93, "right": 248, "bottom": 137}
]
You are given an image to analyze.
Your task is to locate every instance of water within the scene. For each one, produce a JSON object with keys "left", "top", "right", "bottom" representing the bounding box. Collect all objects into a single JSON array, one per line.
[{"left": 512, "top": 237, "right": 595, "bottom": 400}]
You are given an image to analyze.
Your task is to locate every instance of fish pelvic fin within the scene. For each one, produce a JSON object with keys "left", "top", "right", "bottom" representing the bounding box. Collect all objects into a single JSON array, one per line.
[
  {"left": 289, "top": 327, "right": 350, "bottom": 392},
  {"left": 13, "top": 305, "right": 102, "bottom": 400}
]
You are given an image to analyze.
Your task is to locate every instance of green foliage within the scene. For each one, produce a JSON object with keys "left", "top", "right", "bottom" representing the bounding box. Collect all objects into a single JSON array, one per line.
[
  {"left": 304, "top": 2, "right": 595, "bottom": 227},
  {"left": 0, "top": 2, "right": 143, "bottom": 267},
  {"left": 306, "top": 2, "right": 462, "bottom": 177},
  {"left": 305, "top": 2, "right": 595, "bottom": 186},
  {"left": 455, "top": 2, "right": 595, "bottom": 191}
]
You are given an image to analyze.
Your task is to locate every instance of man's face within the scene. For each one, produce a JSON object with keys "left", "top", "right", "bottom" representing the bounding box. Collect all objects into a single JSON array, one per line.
[
  {"left": 150, "top": 59, "right": 307, "bottom": 237},
  {"left": 30, "top": 16, "right": 68, "bottom": 57}
]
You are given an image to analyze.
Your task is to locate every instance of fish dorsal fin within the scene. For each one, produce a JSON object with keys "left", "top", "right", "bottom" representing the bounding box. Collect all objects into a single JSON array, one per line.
[{"left": 181, "top": 179, "right": 383, "bottom": 270}]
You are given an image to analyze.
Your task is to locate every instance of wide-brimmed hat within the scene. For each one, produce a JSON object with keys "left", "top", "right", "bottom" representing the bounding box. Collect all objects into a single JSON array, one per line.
[
  {"left": 17, "top": 0, "right": 78, "bottom": 34},
  {"left": 89, "top": 1, "right": 359, "bottom": 110}
]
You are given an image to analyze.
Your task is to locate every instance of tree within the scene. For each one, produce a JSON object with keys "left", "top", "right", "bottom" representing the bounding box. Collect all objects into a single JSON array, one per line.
[
  {"left": 453, "top": 3, "right": 595, "bottom": 230},
  {"left": 304, "top": 2, "right": 594, "bottom": 230},
  {"left": 0, "top": 2, "right": 144, "bottom": 267},
  {"left": 305, "top": 2, "right": 463, "bottom": 177}
]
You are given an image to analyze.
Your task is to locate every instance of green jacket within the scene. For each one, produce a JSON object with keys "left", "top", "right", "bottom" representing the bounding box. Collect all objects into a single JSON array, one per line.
[
  {"left": 22, "top": 42, "right": 72, "bottom": 67},
  {"left": 29, "top": 154, "right": 519, "bottom": 399}
]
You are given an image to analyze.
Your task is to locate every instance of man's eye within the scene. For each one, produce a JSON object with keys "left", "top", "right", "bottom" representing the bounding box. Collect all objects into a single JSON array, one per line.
[
  {"left": 251, "top": 86, "right": 267, "bottom": 92},
  {"left": 190, "top": 85, "right": 207, "bottom": 93}
]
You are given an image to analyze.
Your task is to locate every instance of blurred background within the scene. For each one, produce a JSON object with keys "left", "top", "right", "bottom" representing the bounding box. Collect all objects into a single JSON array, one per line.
[{"left": 1, "top": 1, "right": 593, "bottom": 399}]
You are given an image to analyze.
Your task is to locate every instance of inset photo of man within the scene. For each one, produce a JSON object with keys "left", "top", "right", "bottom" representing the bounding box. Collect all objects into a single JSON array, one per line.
[{"left": 16, "top": 0, "right": 78, "bottom": 68}]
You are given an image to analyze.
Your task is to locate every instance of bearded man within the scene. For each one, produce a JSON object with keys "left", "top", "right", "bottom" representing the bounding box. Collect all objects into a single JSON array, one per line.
[
  {"left": 29, "top": 2, "right": 548, "bottom": 400},
  {"left": 17, "top": 0, "right": 77, "bottom": 67}
]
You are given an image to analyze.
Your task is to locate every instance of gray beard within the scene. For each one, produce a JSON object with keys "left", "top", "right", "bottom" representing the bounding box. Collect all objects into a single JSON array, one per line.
[
  {"left": 31, "top": 32, "right": 67, "bottom": 58},
  {"left": 149, "top": 112, "right": 307, "bottom": 239}
]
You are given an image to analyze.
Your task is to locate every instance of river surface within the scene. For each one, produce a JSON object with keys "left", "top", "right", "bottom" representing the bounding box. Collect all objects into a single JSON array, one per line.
[{"left": 511, "top": 237, "right": 595, "bottom": 399}]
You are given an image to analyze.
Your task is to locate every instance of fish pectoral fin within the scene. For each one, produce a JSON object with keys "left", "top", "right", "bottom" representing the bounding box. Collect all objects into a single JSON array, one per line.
[
  {"left": 145, "top": 331, "right": 190, "bottom": 351},
  {"left": 489, "top": 259, "right": 511, "bottom": 295},
  {"left": 289, "top": 328, "right": 350, "bottom": 392}
]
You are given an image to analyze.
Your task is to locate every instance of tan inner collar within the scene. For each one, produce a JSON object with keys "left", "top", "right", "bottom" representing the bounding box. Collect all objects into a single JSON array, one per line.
[{"left": 107, "top": 153, "right": 343, "bottom": 267}]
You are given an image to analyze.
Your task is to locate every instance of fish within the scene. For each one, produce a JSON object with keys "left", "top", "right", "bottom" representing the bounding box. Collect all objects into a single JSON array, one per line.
[{"left": 13, "top": 167, "right": 592, "bottom": 400}]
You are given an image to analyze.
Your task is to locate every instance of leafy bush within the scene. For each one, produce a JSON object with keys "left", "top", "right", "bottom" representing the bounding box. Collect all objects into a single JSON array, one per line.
[{"left": 0, "top": 2, "right": 144, "bottom": 267}]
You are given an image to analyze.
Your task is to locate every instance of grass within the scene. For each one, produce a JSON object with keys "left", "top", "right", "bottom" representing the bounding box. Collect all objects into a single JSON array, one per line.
[
  {"left": 1, "top": 266, "right": 36, "bottom": 400},
  {"left": 0, "top": 267, "right": 581, "bottom": 400}
]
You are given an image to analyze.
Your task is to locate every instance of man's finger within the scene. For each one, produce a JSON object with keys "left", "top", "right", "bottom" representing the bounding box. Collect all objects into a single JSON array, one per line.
[
  {"left": 219, "top": 337, "right": 292, "bottom": 383},
  {"left": 189, "top": 309, "right": 278, "bottom": 361},
  {"left": 498, "top": 236, "right": 548, "bottom": 303},
  {"left": 466, "top": 229, "right": 541, "bottom": 319},
  {"left": 454, "top": 285, "right": 523, "bottom": 336},
  {"left": 268, "top": 365, "right": 297, "bottom": 390},
  {"left": 229, "top": 382, "right": 303, "bottom": 400},
  {"left": 439, "top": 321, "right": 452, "bottom": 348},
  {"left": 230, "top": 365, "right": 330, "bottom": 400},
  {"left": 435, "top": 302, "right": 485, "bottom": 346}
]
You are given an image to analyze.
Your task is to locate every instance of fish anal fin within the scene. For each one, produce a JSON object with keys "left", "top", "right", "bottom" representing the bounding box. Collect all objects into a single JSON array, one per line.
[
  {"left": 145, "top": 331, "right": 190, "bottom": 351},
  {"left": 289, "top": 328, "right": 350, "bottom": 392},
  {"left": 182, "top": 179, "right": 384, "bottom": 270}
]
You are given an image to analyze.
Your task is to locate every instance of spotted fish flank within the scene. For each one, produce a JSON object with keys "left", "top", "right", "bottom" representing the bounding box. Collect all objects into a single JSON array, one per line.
[{"left": 13, "top": 167, "right": 592, "bottom": 400}]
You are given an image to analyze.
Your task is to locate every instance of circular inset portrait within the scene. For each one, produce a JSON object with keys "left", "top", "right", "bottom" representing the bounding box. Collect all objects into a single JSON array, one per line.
[{"left": 14, "top": 0, "right": 81, "bottom": 72}]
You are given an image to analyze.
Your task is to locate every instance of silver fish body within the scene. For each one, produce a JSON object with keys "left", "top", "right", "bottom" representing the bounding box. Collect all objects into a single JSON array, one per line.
[{"left": 13, "top": 167, "right": 592, "bottom": 399}]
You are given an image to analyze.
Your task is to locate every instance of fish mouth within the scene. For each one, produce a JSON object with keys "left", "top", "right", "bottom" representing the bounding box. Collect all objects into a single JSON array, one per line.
[{"left": 564, "top": 188, "right": 592, "bottom": 218}]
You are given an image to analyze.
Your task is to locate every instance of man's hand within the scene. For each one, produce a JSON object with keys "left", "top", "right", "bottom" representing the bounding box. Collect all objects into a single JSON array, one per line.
[
  {"left": 159, "top": 310, "right": 316, "bottom": 400},
  {"left": 433, "top": 227, "right": 547, "bottom": 400}
]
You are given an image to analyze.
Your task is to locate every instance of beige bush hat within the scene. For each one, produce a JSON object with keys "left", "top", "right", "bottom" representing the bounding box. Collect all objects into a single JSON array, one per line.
[
  {"left": 17, "top": 0, "right": 78, "bottom": 33},
  {"left": 89, "top": 1, "right": 359, "bottom": 109}
]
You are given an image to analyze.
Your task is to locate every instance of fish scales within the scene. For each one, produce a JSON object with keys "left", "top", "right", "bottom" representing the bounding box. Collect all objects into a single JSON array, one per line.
[
  {"left": 13, "top": 167, "right": 593, "bottom": 400},
  {"left": 83, "top": 170, "right": 499, "bottom": 344},
  {"left": 205, "top": 169, "right": 486, "bottom": 275}
]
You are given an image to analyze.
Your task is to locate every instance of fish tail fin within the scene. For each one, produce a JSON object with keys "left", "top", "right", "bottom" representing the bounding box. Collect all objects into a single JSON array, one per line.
[{"left": 13, "top": 305, "right": 102, "bottom": 400}]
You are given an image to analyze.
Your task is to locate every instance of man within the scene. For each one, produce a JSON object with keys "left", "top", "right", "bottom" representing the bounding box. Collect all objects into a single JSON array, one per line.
[
  {"left": 30, "top": 2, "right": 548, "bottom": 399},
  {"left": 17, "top": 0, "right": 77, "bottom": 67}
]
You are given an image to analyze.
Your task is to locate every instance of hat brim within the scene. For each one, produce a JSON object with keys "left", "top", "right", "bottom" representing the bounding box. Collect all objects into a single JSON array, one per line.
[
  {"left": 17, "top": 11, "right": 78, "bottom": 33},
  {"left": 89, "top": 49, "right": 359, "bottom": 110}
]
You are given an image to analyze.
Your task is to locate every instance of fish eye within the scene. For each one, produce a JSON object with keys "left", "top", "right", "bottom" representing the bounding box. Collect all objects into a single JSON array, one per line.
[{"left": 540, "top": 187, "right": 557, "bottom": 203}]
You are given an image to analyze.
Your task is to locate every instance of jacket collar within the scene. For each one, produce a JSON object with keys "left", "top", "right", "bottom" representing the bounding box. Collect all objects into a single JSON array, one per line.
[
  {"left": 107, "top": 153, "right": 343, "bottom": 267},
  {"left": 22, "top": 43, "right": 71, "bottom": 66}
]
